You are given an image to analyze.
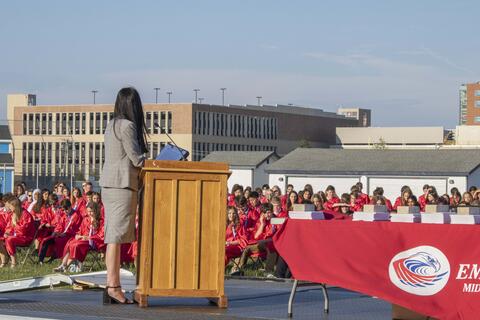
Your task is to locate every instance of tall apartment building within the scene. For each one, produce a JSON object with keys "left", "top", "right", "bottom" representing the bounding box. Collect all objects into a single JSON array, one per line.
[
  {"left": 7, "top": 94, "right": 364, "bottom": 184},
  {"left": 337, "top": 108, "right": 371, "bottom": 127},
  {"left": 459, "top": 82, "right": 480, "bottom": 125}
]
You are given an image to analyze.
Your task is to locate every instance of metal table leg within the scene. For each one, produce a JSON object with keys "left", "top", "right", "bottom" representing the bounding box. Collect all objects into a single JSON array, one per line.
[
  {"left": 287, "top": 280, "right": 329, "bottom": 318},
  {"left": 321, "top": 284, "right": 329, "bottom": 313},
  {"left": 288, "top": 279, "right": 298, "bottom": 318}
]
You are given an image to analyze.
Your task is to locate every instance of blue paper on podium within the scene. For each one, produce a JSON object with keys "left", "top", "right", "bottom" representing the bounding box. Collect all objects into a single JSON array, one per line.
[{"left": 155, "top": 143, "right": 189, "bottom": 161}]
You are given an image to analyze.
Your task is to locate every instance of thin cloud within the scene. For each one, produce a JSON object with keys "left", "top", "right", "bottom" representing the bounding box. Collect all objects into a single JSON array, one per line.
[{"left": 398, "top": 46, "right": 475, "bottom": 75}]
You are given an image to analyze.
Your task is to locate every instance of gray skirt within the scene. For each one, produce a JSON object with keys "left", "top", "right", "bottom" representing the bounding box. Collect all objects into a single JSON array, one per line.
[{"left": 102, "top": 187, "right": 137, "bottom": 244}]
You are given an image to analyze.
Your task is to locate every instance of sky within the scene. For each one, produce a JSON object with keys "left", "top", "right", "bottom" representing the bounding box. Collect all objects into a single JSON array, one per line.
[{"left": 1, "top": 0, "right": 479, "bottom": 128}]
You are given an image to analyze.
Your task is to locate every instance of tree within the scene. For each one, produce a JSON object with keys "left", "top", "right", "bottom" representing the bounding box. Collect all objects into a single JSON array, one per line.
[
  {"left": 299, "top": 138, "right": 311, "bottom": 148},
  {"left": 372, "top": 137, "right": 387, "bottom": 150}
]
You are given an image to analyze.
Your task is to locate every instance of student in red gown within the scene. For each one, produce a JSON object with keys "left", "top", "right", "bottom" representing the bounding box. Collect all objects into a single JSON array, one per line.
[
  {"left": 81, "top": 181, "right": 93, "bottom": 202},
  {"left": 372, "top": 187, "right": 392, "bottom": 212},
  {"left": 460, "top": 192, "right": 473, "bottom": 206},
  {"left": 349, "top": 191, "right": 363, "bottom": 212},
  {"left": 245, "top": 191, "right": 261, "bottom": 234},
  {"left": 450, "top": 190, "right": 461, "bottom": 208},
  {"left": 271, "top": 196, "right": 288, "bottom": 218},
  {"left": 286, "top": 191, "right": 299, "bottom": 212},
  {"left": 426, "top": 189, "right": 440, "bottom": 205},
  {"left": 225, "top": 206, "right": 246, "bottom": 267},
  {"left": 234, "top": 203, "right": 278, "bottom": 276},
  {"left": 234, "top": 196, "right": 249, "bottom": 228},
  {"left": 41, "top": 189, "right": 51, "bottom": 204},
  {"left": 0, "top": 195, "right": 12, "bottom": 238},
  {"left": 393, "top": 187, "right": 412, "bottom": 211},
  {"left": 22, "top": 190, "right": 34, "bottom": 211},
  {"left": 54, "top": 202, "right": 104, "bottom": 272},
  {"left": 417, "top": 184, "right": 429, "bottom": 211},
  {"left": 228, "top": 184, "right": 243, "bottom": 206},
  {"left": 91, "top": 192, "right": 105, "bottom": 219},
  {"left": 38, "top": 199, "right": 82, "bottom": 264},
  {"left": 280, "top": 184, "right": 294, "bottom": 211},
  {"left": 71, "top": 187, "right": 86, "bottom": 215},
  {"left": 311, "top": 194, "right": 324, "bottom": 211},
  {"left": 34, "top": 193, "right": 58, "bottom": 250},
  {"left": 323, "top": 185, "right": 340, "bottom": 212},
  {"left": 355, "top": 182, "right": 370, "bottom": 205},
  {"left": 0, "top": 197, "right": 35, "bottom": 268},
  {"left": 325, "top": 193, "right": 353, "bottom": 220}
]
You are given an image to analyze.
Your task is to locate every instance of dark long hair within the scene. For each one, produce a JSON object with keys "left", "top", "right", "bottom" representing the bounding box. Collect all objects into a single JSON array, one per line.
[{"left": 113, "top": 87, "right": 149, "bottom": 153}]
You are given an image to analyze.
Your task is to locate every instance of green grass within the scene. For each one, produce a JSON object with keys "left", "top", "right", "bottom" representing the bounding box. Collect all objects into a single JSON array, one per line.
[{"left": 0, "top": 249, "right": 135, "bottom": 282}]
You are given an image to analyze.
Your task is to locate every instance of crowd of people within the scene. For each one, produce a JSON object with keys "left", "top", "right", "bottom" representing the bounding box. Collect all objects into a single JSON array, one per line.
[
  {"left": 224, "top": 182, "right": 480, "bottom": 278},
  {"left": 0, "top": 181, "right": 137, "bottom": 271},
  {"left": 2, "top": 178, "right": 477, "bottom": 278}
]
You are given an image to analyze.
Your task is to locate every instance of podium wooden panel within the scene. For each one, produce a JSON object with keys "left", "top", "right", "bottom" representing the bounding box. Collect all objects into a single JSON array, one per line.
[{"left": 135, "top": 160, "right": 230, "bottom": 308}]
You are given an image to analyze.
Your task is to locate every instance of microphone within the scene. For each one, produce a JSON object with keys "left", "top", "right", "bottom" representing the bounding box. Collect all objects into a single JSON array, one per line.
[{"left": 153, "top": 123, "right": 188, "bottom": 161}]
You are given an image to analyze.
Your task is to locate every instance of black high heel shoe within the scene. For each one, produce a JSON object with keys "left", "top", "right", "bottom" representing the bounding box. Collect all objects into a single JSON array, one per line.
[{"left": 103, "top": 286, "right": 134, "bottom": 305}]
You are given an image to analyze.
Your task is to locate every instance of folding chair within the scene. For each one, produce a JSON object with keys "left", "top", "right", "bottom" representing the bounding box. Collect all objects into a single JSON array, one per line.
[
  {"left": 18, "top": 229, "right": 40, "bottom": 267},
  {"left": 83, "top": 249, "right": 105, "bottom": 272}
]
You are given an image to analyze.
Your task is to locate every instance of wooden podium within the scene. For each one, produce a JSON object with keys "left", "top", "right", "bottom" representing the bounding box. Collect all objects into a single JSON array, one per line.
[{"left": 134, "top": 160, "right": 230, "bottom": 308}]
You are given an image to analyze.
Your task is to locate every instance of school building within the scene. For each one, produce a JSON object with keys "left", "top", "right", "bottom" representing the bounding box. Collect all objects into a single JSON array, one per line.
[
  {"left": 7, "top": 93, "right": 367, "bottom": 185},
  {"left": 459, "top": 82, "right": 480, "bottom": 125}
]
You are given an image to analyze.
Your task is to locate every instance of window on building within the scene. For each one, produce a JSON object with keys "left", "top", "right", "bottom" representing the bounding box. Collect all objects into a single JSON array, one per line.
[
  {"left": 22, "top": 143, "right": 26, "bottom": 164},
  {"left": 476, "top": 100, "right": 480, "bottom": 108},
  {"left": 47, "top": 114, "right": 52, "bottom": 135},
  {"left": 89, "top": 113, "right": 94, "bottom": 134},
  {"left": 101, "top": 143, "right": 105, "bottom": 165},
  {"left": 167, "top": 111, "right": 172, "bottom": 133},
  {"left": 95, "top": 143, "right": 100, "bottom": 164},
  {"left": 34, "top": 114, "right": 39, "bottom": 135},
  {"left": 61, "top": 113, "right": 67, "bottom": 135},
  {"left": 55, "top": 143, "right": 60, "bottom": 164},
  {"left": 75, "top": 113, "right": 80, "bottom": 134},
  {"left": 81, "top": 113, "right": 86, "bottom": 134},
  {"left": 95, "top": 113, "right": 101, "bottom": 134},
  {"left": 55, "top": 114, "right": 60, "bottom": 134},
  {"left": 153, "top": 112, "right": 159, "bottom": 134},
  {"left": 160, "top": 112, "right": 166, "bottom": 133},
  {"left": 146, "top": 112, "right": 152, "bottom": 133},
  {"left": 28, "top": 114, "right": 33, "bottom": 135},
  {"left": 475, "top": 90, "right": 480, "bottom": 97},
  {"left": 89, "top": 143, "right": 94, "bottom": 166},
  {"left": 68, "top": 113, "right": 74, "bottom": 134},
  {"left": 41, "top": 113, "right": 47, "bottom": 135},
  {"left": 102, "top": 113, "right": 108, "bottom": 134},
  {"left": 152, "top": 142, "right": 158, "bottom": 158},
  {"left": 23, "top": 114, "right": 27, "bottom": 135}
]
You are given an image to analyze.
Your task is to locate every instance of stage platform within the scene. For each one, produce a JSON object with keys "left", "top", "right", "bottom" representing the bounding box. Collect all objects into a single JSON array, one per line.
[{"left": 0, "top": 278, "right": 390, "bottom": 319}]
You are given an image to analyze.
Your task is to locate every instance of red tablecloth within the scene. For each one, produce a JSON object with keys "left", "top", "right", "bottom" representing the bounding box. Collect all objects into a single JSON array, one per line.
[{"left": 273, "top": 219, "right": 480, "bottom": 320}]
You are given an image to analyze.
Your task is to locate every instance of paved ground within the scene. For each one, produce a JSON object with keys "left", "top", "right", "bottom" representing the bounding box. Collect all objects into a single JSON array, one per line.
[{"left": 0, "top": 279, "right": 392, "bottom": 319}]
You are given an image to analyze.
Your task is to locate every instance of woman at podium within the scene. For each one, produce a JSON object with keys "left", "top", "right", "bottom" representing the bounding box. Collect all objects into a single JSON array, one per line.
[{"left": 99, "top": 87, "right": 148, "bottom": 304}]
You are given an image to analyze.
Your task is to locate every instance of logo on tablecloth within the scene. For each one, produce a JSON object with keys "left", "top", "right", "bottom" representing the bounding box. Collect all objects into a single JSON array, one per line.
[{"left": 388, "top": 246, "right": 450, "bottom": 296}]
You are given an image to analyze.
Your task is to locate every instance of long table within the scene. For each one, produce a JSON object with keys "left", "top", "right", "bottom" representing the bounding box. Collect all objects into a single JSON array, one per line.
[{"left": 273, "top": 219, "right": 480, "bottom": 320}]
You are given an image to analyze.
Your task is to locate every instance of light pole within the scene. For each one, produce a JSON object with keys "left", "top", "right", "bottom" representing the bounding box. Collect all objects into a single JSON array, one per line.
[
  {"left": 220, "top": 88, "right": 226, "bottom": 106},
  {"left": 198, "top": 98, "right": 204, "bottom": 104},
  {"left": 154, "top": 87, "right": 161, "bottom": 104},
  {"left": 166, "top": 91, "right": 172, "bottom": 103},
  {"left": 193, "top": 89, "right": 200, "bottom": 103},
  {"left": 91, "top": 90, "right": 98, "bottom": 104},
  {"left": 256, "top": 96, "right": 262, "bottom": 106}
]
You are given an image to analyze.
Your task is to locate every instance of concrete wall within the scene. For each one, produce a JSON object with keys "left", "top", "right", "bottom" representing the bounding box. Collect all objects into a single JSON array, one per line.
[
  {"left": 336, "top": 127, "right": 444, "bottom": 145},
  {"left": 467, "top": 167, "right": 480, "bottom": 189},
  {"left": 228, "top": 168, "right": 253, "bottom": 191},
  {"left": 456, "top": 125, "right": 480, "bottom": 145},
  {"left": 253, "top": 161, "right": 269, "bottom": 189}
]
